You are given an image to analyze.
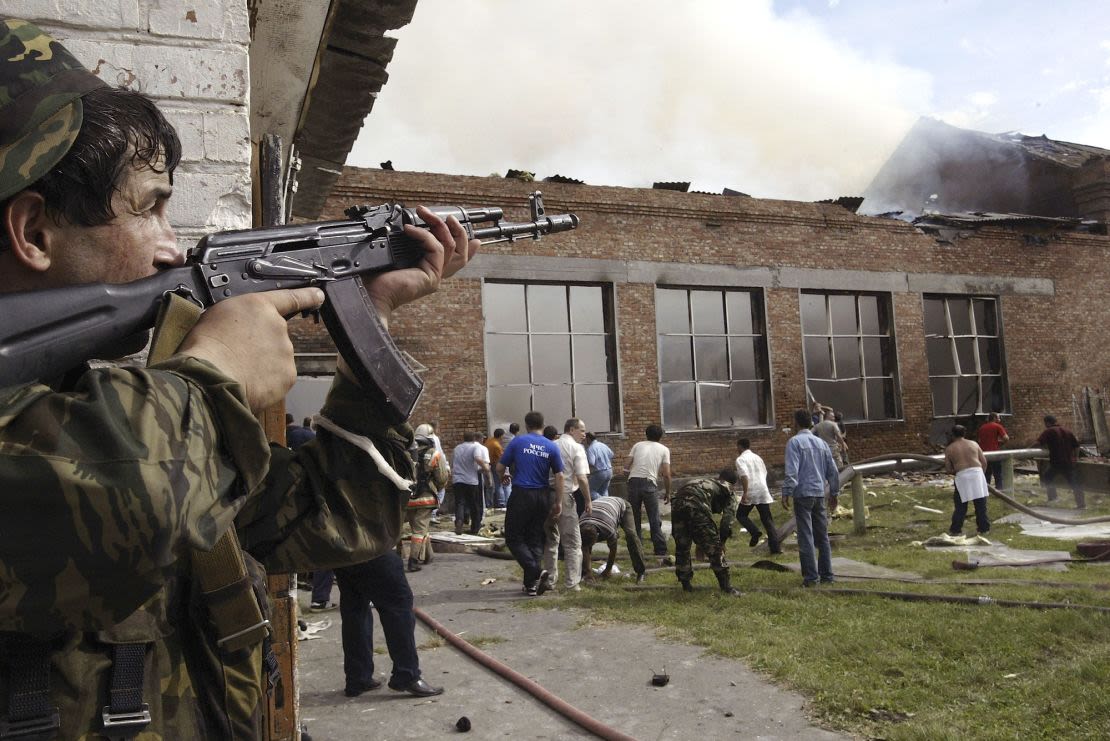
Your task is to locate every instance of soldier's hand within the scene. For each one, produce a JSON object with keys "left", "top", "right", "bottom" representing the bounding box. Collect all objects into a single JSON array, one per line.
[
  {"left": 363, "top": 206, "right": 479, "bottom": 329},
  {"left": 179, "top": 287, "right": 325, "bottom": 413}
]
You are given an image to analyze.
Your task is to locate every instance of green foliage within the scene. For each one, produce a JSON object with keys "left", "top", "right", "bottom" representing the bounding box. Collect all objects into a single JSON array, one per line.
[{"left": 547, "top": 480, "right": 1110, "bottom": 739}]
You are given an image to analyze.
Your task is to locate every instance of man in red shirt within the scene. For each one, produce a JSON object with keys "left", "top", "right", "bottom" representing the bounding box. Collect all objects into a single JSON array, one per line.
[
  {"left": 976, "top": 412, "right": 1009, "bottom": 490},
  {"left": 1036, "top": 415, "right": 1085, "bottom": 509}
]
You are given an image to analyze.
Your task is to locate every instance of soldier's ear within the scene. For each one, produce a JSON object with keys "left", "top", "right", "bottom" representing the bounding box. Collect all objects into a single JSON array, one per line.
[{"left": 4, "top": 191, "right": 54, "bottom": 272}]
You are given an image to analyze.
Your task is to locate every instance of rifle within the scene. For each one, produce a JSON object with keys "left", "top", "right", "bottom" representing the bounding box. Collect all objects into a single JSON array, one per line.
[{"left": 0, "top": 191, "right": 578, "bottom": 424}]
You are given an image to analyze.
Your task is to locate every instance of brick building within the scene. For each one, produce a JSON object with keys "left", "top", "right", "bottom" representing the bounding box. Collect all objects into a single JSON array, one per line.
[{"left": 288, "top": 166, "right": 1110, "bottom": 474}]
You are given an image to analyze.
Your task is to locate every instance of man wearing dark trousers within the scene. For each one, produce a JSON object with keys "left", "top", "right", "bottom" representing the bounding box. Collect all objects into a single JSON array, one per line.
[
  {"left": 498, "top": 411, "right": 565, "bottom": 596},
  {"left": 334, "top": 553, "right": 443, "bottom": 698},
  {"left": 1036, "top": 415, "right": 1085, "bottom": 509},
  {"left": 734, "top": 437, "right": 782, "bottom": 554}
]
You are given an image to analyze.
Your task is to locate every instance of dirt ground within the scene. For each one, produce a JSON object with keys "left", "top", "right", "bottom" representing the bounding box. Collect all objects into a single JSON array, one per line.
[{"left": 295, "top": 551, "right": 851, "bottom": 740}]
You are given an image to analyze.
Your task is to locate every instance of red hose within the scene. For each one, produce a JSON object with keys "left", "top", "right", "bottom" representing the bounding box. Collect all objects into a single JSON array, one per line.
[{"left": 413, "top": 607, "right": 638, "bottom": 741}]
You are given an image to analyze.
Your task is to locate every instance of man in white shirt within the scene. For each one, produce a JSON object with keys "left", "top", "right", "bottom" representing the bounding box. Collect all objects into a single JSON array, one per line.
[
  {"left": 543, "top": 418, "right": 591, "bottom": 591},
  {"left": 624, "top": 424, "right": 672, "bottom": 557},
  {"left": 451, "top": 431, "right": 490, "bottom": 535},
  {"left": 734, "top": 437, "right": 782, "bottom": 554}
]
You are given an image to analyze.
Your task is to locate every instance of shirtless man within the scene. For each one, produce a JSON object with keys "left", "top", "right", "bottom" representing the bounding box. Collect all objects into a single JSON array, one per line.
[{"left": 944, "top": 425, "right": 991, "bottom": 537}]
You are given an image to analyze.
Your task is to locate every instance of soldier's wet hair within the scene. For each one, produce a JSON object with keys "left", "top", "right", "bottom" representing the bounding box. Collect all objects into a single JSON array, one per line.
[
  {"left": 1, "top": 86, "right": 181, "bottom": 248},
  {"left": 718, "top": 467, "right": 738, "bottom": 485}
]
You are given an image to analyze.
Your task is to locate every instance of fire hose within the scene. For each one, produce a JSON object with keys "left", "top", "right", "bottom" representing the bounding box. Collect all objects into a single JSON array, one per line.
[{"left": 413, "top": 607, "right": 637, "bottom": 741}]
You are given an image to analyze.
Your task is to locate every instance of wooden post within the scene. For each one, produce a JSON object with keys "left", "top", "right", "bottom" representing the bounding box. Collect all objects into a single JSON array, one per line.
[
  {"left": 1002, "top": 456, "right": 1015, "bottom": 494},
  {"left": 851, "top": 474, "right": 866, "bottom": 535}
]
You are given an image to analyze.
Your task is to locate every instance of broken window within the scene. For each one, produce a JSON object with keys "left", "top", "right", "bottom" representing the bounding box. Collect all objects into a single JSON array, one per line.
[
  {"left": 656, "top": 287, "right": 771, "bottom": 429},
  {"left": 483, "top": 281, "right": 619, "bottom": 433},
  {"left": 923, "top": 295, "right": 1009, "bottom": 417},
  {"left": 801, "top": 291, "right": 900, "bottom": 421}
]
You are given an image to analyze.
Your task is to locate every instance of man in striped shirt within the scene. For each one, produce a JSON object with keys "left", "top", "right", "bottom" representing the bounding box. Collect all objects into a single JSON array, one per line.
[{"left": 579, "top": 496, "right": 647, "bottom": 583}]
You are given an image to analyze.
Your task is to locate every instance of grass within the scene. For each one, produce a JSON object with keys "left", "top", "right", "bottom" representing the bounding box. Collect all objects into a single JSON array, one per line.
[{"left": 532, "top": 475, "right": 1110, "bottom": 740}]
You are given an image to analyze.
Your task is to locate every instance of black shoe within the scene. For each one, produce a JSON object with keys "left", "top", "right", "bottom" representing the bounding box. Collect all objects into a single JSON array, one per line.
[
  {"left": 748, "top": 532, "right": 762, "bottom": 547},
  {"left": 344, "top": 678, "right": 382, "bottom": 697},
  {"left": 802, "top": 580, "right": 818, "bottom": 588},
  {"left": 679, "top": 579, "right": 694, "bottom": 593},
  {"left": 407, "top": 557, "right": 422, "bottom": 572},
  {"left": 389, "top": 677, "right": 444, "bottom": 697},
  {"left": 769, "top": 547, "right": 784, "bottom": 555},
  {"left": 819, "top": 577, "right": 835, "bottom": 585},
  {"left": 535, "top": 570, "right": 550, "bottom": 596}
]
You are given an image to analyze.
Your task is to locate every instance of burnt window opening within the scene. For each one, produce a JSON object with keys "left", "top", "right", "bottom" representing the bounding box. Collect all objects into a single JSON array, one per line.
[
  {"left": 483, "top": 281, "right": 620, "bottom": 433},
  {"left": 656, "top": 287, "right": 771, "bottom": 430},
  {"left": 801, "top": 291, "right": 901, "bottom": 422},
  {"left": 923, "top": 295, "right": 1009, "bottom": 417}
]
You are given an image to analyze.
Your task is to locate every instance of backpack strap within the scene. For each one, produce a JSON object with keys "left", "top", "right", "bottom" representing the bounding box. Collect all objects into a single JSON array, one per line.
[
  {"left": 100, "top": 644, "right": 150, "bottom": 740},
  {"left": 0, "top": 637, "right": 59, "bottom": 740}
]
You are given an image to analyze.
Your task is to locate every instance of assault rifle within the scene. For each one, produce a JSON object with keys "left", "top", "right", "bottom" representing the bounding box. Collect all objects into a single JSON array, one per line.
[{"left": 0, "top": 191, "right": 578, "bottom": 423}]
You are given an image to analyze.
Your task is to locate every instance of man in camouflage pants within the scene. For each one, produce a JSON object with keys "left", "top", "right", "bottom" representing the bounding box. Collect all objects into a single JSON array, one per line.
[
  {"left": 0, "top": 18, "right": 477, "bottom": 738},
  {"left": 670, "top": 468, "right": 742, "bottom": 595}
]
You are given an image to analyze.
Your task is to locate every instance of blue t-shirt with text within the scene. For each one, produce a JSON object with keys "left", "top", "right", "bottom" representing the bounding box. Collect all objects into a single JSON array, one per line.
[{"left": 499, "top": 433, "right": 564, "bottom": 488}]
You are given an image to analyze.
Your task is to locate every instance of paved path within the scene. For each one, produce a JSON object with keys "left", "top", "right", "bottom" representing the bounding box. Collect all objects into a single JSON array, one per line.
[{"left": 297, "top": 552, "right": 851, "bottom": 740}]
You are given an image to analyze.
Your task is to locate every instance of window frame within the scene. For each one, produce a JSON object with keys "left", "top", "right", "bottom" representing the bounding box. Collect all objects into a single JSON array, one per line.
[
  {"left": 922, "top": 294, "right": 1010, "bottom": 418},
  {"left": 482, "top": 280, "right": 621, "bottom": 433},
  {"left": 655, "top": 285, "right": 773, "bottom": 431},
  {"left": 800, "top": 290, "right": 902, "bottom": 422}
]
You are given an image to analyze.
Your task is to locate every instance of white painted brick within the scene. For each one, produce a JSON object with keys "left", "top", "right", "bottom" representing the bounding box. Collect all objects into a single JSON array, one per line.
[
  {"left": 162, "top": 108, "right": 250, "bottom": 164},
  {"left": 147, "top": 2, "right": 249, "bottom": 43},
  {"left": 167, "top": 170, "right": 252, "bottom": 232},
  {"left": 64, "top": 40, "right": 248, "bottom": 102},
  {"left": 13, "top": 1, "right": 140, "bottom": 30}
]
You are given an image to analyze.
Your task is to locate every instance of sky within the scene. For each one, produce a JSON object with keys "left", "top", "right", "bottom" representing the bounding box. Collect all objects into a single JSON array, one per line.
[{"left": 348, "top": 0, "right": 1110, "bottom": 202}]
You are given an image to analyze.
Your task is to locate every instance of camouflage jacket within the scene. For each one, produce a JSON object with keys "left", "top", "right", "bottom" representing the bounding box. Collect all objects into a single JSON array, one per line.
[
  {"left": 0, "top": 355, "right": 412, "bottom": 738},
  {"left": 671, "top": 477, "right": 739, "bottom": 532}
]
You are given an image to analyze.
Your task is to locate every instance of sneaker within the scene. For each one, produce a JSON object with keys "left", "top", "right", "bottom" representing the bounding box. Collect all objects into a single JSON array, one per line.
[
  {"left": 535, "top": 570, "right": 550, "bottom": 596},
  {"left": 525, "top": 584, "right": 539, "bottom": 596},
  {"left": 309, "top": 601, "right": 338, "bottom": 612},
  {"left": 748, "top": 533, "right": 762, "bottom": 547},
  {"left": 566, "top": 583, "right": 582, "bottom": 592}
]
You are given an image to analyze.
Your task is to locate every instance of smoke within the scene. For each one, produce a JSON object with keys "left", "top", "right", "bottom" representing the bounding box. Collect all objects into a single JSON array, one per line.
[{"left": 350, "top": 0, "right": 932, "bottom": 200}]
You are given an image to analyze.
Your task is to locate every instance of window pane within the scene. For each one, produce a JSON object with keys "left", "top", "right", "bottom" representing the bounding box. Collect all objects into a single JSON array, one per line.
[
  {"left": 486, "top": 334, "right": 530, "bottom": 384},
  {"left": 955, "top": 338, "right": 976, "bottom": 375},
  {"left": 569, "top": 285, "right": 604, "bottom": 332},
  {"left": 532, "top": 334, "right": 570, "bottom": 383},
  {"left": 982, "top": 376, "right": 1005, "bottom": 414},
  {"left": 858, "top": 295, "right": 881, "bottom": 334},
  {"left": 489, "top": 386, "right": 532, "bottom": 431},
  {"left": 972, "top": 299, "right": 997, "bottom": 335},
  {"left": 863, "top": 337, "right": 895, "bottom": 377},
  {"left": 656, "top": 288, "right": 690, "bottom": 334},
  {"left": 956, "top": 376, "right": 980, "bottom": 414},
  {"left": 691, "top": 291, "right": 725, "bottom": 334},
  {"left": 978, "top": 338, "right": 1002, "bottom": 374},
  {"left": 833, "top": 337, "right": 861, "bottom": 378},
  {"left": 811, "top": 379, "right": 863, "bottom": 421},
  {"left": 923, "top": 297, "right": 947, "bottom": 337},
  {"left": 726, "top": 291, "right": 754, "bottom": 334},
  {"left": 533, "top": 385, "right": 572, "bottom": 426},
  {"left": 574, "top": 384, "right": 612, "bottom": 431},
  {"left": 800, "top": 293, "right": 826, "bottom": 334},
  {"left": 660, "top": 335, "right": 693, "bottom": 381},
  {"left": 730, "top": 336, "right": 759, "bottom": 380},
  {"left": 484, "top": 283, "right": 527, "bottom": 332},
  {"left": 700, "top": 382, "right": 737, "bottom": 428},
  {"left": 948, "top": 298, "right": 972, "bottom": 335},
  {"left": 830, "top": 295, "right": 858, "bottom": 334},
  {"left": 926, "top": 337, "right": 955, "bottom": 375},
  {"left": 804, "top": 337, "right": 833, "bottom": 378},
  {"left": 694, "top": 336, "right": 728, "bottom": 381},
  {"left": 865, "top": 378, "right": 897, "bottom": 419},
  {"left": 931, "top": 377, "right": 954, "bottom": 416},
  {"left": 573, "top": 335, "right": 608, "bottom": 382},
  {"left": 661, "top": 383, "right": 697, "bottom": 429},
  {"left": 528, "top": 285, "right": 569, "bottom": 332},
  {"left": 729, "top": 381, "right": 764, "bottom": 426}
]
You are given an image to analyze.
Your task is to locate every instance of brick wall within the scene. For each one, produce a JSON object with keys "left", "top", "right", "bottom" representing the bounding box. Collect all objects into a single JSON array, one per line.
[
  {"left": 25, "top": 1, "right": 253, "bottom": 242},
  {"left": 308, "top": 166, "right": 1110, "bottom": 474}
]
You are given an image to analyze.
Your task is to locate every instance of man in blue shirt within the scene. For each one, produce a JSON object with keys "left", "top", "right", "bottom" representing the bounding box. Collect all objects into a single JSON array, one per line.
[
  {"left": 782, "top": 408, "right": 840, "bottom": 587},
  {"left": 585, "top": 432, "right": 615, "bottom": 500},
  {"left": 498, "top": 411, "right": 565, "bottom": 596}
]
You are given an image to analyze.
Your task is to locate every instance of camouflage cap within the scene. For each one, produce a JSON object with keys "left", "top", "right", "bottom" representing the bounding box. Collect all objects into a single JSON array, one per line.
[{"left": 0, "top": 18, "right": 107, "bottom": 201}]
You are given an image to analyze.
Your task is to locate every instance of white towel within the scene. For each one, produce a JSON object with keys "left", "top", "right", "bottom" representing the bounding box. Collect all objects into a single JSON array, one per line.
[{"left": 955, "top": 467, "right": 989, "bottom": 503}]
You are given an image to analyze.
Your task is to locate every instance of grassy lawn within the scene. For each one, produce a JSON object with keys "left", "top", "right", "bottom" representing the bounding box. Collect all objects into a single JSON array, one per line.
[{"left": 538, "top": 475, "right": 1110, "bottom": 740}]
